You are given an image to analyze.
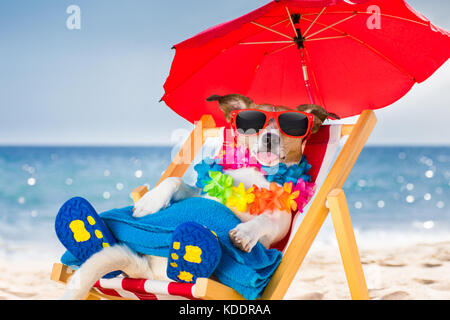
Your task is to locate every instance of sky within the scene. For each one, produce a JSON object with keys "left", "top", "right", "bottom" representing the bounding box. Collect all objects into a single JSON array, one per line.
[{"left": 0, "top": 0, "right": 449, "bottom": 146}]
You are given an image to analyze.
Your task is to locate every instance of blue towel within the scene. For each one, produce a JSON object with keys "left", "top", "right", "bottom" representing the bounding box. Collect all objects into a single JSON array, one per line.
[{"left": 61, "top": 197, "right": 282, "bottom": 300}]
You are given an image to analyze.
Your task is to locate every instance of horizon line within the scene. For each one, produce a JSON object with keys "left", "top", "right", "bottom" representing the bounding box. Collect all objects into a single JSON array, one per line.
[{"left": 0, "top": 143, "right": 449, "bottom": 148}]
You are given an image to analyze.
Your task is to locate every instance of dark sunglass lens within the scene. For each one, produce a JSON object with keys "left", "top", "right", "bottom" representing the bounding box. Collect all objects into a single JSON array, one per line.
[
  {"left": 236, "top": 110, "right": 266, "bottom": 134},
  {"left": 278, "top": 112, "right": 309, "bottom": 136}
]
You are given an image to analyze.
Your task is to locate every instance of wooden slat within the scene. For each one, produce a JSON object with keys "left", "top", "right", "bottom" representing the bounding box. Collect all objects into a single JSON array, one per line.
[
  {"left": 341, "top": 124, "right": 354, "bottom": 137},
  {"left": 51, "top": 262, "right": 74, "bottom": 284},
  {"left": 328, "top": 188, "right": 369, "bottom": 300},
  {"left": 130, "top": 186, "right": 149, "bottom": 203},
  {"left": 194, "top": 278, "right": 245, "bottom": 300},
  {"left": 85, "top": 293, "right": 102, "bottom": 300},
  {"left": 203, "top": 127, "right": 222, "bottom": 140},
  {"left": 261, "top": 110, "right": 377, "bottom": 300},
  {"left": 156, "top": 114, "right": 216, "bottom": 186},
  {"left": 130, "top": 126, "right": 221, "bottom": 202}
]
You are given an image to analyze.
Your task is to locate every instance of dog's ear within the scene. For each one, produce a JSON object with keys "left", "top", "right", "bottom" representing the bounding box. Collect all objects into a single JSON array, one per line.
[
  {"left": 206, "top": 94, "right": 254, "bottom": 122},
  {"left": 297, "top": 104, "right": 341, "bottom": 134}
]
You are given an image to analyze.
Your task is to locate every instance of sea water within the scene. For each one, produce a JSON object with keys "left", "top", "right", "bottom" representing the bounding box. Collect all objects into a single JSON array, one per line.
[{"left": 0, "top": 145, "right": 448, "bottom": 259}]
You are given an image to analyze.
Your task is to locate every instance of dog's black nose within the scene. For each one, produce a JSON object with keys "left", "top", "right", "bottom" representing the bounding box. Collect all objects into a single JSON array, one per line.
[{"left": 263, "top": 133, "right": 272, "bottom": 148}]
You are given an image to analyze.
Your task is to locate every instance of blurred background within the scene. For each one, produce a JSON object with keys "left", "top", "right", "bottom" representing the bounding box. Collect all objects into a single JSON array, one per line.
[{"left": 0, "top": 0, "right": 448, "bottom": 261}]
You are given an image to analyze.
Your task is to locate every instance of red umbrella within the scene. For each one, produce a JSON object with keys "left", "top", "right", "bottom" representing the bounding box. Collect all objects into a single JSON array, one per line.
[{"left": 161, "top": 0, "right": 450, "bottom": 127}]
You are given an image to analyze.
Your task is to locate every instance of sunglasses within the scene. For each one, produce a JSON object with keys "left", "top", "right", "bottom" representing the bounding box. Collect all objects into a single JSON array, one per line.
[{"left": 230, "top": 109, "right": 314, "bottom": 139}]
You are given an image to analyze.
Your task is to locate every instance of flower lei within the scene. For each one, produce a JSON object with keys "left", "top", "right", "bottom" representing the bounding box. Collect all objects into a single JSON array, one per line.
[{"left": 194, "top": 145, "right": 315, "bottom": 215}]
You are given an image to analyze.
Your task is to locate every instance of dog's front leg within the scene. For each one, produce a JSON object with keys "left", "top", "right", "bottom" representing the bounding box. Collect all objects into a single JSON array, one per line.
[
  {"left": 229, "top": 210, "right": 291, "bottom": 252},
  {"left": 133, "top": 177, "right": 200, "bottom": 217}
]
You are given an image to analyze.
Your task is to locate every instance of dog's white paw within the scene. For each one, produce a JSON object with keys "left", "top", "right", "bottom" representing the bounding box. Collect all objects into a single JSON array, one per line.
[
  {"left": 133, "top": 178, "right": 181, "bottom": 217},
  {"left": 133, "top": 188, "right": 172, "bottom": 217},
  {"left": 229, "top": 223, "right": 259, "bottom": 253}
]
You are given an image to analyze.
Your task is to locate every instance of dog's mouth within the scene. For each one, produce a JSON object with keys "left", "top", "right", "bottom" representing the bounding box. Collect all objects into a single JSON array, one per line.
[
  {"left": 255, "top": 151, "right": 280, "bottom": 167},
  {"left": 249, "top": 131, "right": 285, "bottom": 167}
]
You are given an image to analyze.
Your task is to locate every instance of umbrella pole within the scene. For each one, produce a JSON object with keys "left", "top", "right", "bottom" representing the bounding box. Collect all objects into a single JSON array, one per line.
[
  {"left": 285, "top": 9, "right": 316, "bottom": 105},
  {"left": 303, "top": 47, "right": 326, "bottom": 109},
  {"left": 300, "top": 48, "right": 315, "bottom": 104}
]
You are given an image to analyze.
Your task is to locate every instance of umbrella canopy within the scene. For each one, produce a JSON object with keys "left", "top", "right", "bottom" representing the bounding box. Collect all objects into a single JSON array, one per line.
[{"left": 161, "top": 0, "right": 450, "bottom": 126}]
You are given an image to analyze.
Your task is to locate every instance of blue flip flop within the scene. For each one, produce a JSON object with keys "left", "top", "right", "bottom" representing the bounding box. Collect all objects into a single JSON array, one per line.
[
  {"left": 167, "top": 222, "right": 222, "bottom": 283},
  {"left": 55, "top": 197, "right": 121, "bottom": 278}
]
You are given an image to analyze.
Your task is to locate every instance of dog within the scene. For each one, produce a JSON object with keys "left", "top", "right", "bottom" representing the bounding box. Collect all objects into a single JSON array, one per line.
[{"left": 62, "top": 94, "right": 339, "bottom": 299}]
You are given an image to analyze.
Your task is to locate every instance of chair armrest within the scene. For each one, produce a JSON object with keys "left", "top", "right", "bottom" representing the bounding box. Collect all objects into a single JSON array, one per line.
[{"left": 130, "top": 186, "right": 149, "bottom": 203}]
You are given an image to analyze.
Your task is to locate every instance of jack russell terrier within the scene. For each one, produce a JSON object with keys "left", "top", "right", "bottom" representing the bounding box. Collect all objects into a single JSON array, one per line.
[{"left": 62, "top": 94, "right": 339, "bottom": 299}]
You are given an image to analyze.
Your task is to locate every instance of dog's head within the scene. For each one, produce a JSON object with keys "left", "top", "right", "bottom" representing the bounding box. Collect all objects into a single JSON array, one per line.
[{"left": 207, "top": 94, "right": 340, "bottom": 167}]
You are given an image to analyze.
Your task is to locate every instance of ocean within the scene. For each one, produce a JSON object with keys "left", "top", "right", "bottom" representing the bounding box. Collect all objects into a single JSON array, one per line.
[{"left": 0, "top": 145, "right": 449, "bottom": 260}]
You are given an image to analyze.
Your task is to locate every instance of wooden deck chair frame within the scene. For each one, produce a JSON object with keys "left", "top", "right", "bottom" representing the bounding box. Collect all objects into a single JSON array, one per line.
[{"left": 51, "top": 109, "right": 377, "bottom": 300}]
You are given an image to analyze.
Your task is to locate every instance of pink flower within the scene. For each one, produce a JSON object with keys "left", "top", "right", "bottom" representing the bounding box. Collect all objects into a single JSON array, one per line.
[
  {"left": 292, "top": 179, "right": 316, "bottom": 213},
  {"left": 217, "top": 144, "right": 262, "bottom": 171}
]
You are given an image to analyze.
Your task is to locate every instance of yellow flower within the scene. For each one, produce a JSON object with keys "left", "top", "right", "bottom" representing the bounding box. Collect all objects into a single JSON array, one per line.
[
  {"left": 226, "top": 183, "right": 255, "bottom": 212},
  {"left": 282, "top": 182, "right": 300, "bottom": 212}
]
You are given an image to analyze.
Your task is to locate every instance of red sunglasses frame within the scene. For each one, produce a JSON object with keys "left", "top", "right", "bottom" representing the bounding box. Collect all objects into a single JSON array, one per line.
[{"left": 230, "top": 109, "right": 315, "bottom": 140}]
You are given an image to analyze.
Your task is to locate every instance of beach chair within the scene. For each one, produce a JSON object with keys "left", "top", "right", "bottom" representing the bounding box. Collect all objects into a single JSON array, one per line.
[{"left": 51, "top": 109, "right": 377, "bottom": 300}]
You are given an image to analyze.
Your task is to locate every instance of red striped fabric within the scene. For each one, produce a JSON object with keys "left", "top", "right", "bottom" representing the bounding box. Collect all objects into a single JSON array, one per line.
[
  {"left": 93, "top": 278, "right": 195, "bottom": 300},
  {"left": 271, "top": 125, "right": 336, "bottom": 252},
  {"left": 167, "top": 282, "right": 196, "bottom": 298},
  {"left": 303, "top": 125, "right": 332, "bottom": 183},
  {"left": 121, "top": 278, "right": 147, "bottom": 293},
  {"left": 95, "top": 287, "right": 119, "bottom": 297}
]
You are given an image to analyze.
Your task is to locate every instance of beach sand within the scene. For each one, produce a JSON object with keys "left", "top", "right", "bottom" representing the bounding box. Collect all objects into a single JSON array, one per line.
[
  {"left": 285, "top": 240, "right": 450, "bottom": 300},
  {"left": 1, "top": 240, "right": 449, "bottom": 300}
]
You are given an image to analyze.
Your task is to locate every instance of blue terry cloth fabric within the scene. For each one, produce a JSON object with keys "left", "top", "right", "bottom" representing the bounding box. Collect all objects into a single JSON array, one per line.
[{"left": 60, "top": 197, "right": 282, "bottom": 300}]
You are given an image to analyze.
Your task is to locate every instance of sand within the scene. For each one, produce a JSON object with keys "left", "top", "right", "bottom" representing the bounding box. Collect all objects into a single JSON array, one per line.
[
  {"left": 285, "top": 240, "right": 450, "bottom": 300},
  {"left": 0, "top": 241, "right": 449, "bottom": 300}
]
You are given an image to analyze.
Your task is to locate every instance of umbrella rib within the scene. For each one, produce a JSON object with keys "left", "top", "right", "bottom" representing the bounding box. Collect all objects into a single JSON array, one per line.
[
  {"left": 240, "top": 41, "right": 293, "bottom": 45},
  {"left": 164, "top": 19, "right": 290, "bottom": 97},
  {"left": 265, "top": 43, "right": 296, "bottom": 56},
  {"left": 301, "top": 17, "right": 415, "bottom": 80},
  {"left": 285, "top": 7, "right": 298, "bottom": 38},
  {"left": 303, "top": 7, "right": 326, "bottom": 37},
  {"left": 300, "top": 11, "right": 429, "bottom": 27},
  {"left": 250, "top": 21, "right": 294, "bottom": 40},
  {"left": 346, "top": 34, "right": 415, "bottom": 80},
  {"left": 304, "top": 35, "right": 348, "bottom": 42},
  {"left": 239, "top": 19, "right": 290, "bottom": 44},
  {"left": 305, "top": 13, "right": 357, "bottom": 39}
]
